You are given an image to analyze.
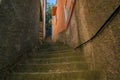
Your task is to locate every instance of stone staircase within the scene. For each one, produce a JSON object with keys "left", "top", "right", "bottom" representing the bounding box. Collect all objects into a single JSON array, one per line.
[{"left": 9, "top": 43, "right": 99, "bottom": 80}]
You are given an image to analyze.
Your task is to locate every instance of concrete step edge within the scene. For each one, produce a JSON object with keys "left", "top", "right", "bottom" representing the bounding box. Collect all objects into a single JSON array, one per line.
[
  {"left": 18, "top": 61, "right": 87, "bottom": 66},
  {"left": 12, "top": 70, "right": 87, "bottom": 75},
  {"left": 38, "top": 49, "right": 74, "bottom": 52},
  {"left": 33, "top": 52, "right": 78, "bottom": 56},
  {"left": 30, "top": 56, "right": 84, "bottom": 60}
]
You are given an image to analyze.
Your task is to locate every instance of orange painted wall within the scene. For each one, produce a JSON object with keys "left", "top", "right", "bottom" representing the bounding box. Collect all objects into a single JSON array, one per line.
[
  {"left": 52, "top": 0, "right": 74, "bottom": 41},
  {"left": 52, "top": 0, "right": 66, "bottom": 40}
]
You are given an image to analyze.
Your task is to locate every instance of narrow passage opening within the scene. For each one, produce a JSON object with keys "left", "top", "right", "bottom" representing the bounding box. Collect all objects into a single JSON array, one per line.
[{"left": 45, "top": 0, "right": 56, "bottom": 39}]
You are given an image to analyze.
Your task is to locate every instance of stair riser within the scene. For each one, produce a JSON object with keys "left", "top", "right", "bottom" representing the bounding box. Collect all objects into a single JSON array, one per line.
[
  {"left": 40, "top": 46, "right": 71, "bottom": 49},
  {"left": 10, "top": 72, "right": 86, "bottom": 80},
  {"left": 23, "top": 57, "right": 85, "bottom": 64},
  {"left": 11, "top": 71, "right": 97, "bottom": 80},
  {"left": 31, "top": 53, "right": 81, "bottom": 58},
  {"left": 39, "top": 47, "right": 71, "bottom": 50},
  {"left": 38, "top": 50, "right": 74, "bottom": 54},
  {"left": 33, "top": 51, "right": 75, "bottom": 54},
  {"left": 13, "top": 63, "right": 88, "bottom": 72}
]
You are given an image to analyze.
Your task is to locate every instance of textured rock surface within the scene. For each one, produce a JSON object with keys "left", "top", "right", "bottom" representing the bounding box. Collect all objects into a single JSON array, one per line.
[
  {"left": 0, "top": 0, "right": 40, "bottom": 78},
  {"left": 56, "top": 0, "right": 120, "bottom": 80}
]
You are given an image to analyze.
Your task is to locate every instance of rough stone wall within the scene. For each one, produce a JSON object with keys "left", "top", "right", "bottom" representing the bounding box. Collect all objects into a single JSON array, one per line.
[
  {"left": 0, "top": 0, "right": 40, "bottom": 72},
  {"left": 56, "top": 0, "right": 120, "bottom": 80}
]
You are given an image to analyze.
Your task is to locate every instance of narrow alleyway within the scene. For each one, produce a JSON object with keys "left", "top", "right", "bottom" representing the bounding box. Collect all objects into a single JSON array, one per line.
[
  {"left": 0, "top": 0, "right": 119, "bottom": 80},
  {"left": 9, "top": 42, "right": 99, "bottom": 80}
]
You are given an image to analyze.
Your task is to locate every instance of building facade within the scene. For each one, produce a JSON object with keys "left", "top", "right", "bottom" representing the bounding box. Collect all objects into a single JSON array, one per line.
[
  {"left": 52, "top": 0, "right": 75, "bottom": 41},
  {"left": 40, "top": 0, "right": 46, "bottom": 40}
]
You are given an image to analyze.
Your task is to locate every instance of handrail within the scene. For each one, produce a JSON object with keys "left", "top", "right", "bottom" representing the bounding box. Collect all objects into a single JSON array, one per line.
[{"left": 75, "top": 4, "right": 120, "bottom": 50}]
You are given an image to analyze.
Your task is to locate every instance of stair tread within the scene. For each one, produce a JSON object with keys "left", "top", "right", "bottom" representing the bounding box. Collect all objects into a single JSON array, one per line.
[
  {"left": 32, "top": 51, "right": 80, "bottom": 56},
  {"left": 11, "top": 71, "right": 88, "bottom": 80},
  {"left": 12, "top": 70, "right": 88, "bottom": 74},
  {"left": 10, "top": 71, "right": 96, "bottom": 80},
  {"left": 18, "top": 61, "right": 87, "bottom": 66},
  {"left": 14, "top": 62, "right": 88, "bottom": 72},
  {"left": 22, "top": 56, "right": 85, "bottom": 64},
  {"left": 31, "top": 55, "right": 84, "bottom": 59},
  {"left": 31, "top": 53, "right": 82, "bottom": 58},
  {"left": 37, "top": 49, "right": 74, "bottom": 53}
]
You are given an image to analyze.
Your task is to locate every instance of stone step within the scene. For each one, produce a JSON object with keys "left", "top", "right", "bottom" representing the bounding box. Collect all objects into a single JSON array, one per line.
[
  {"left": 41, "top": 44, "right": 70, "bottom": 48},
  {"left": 36, "top": 51, "right": 76, "bottom": 55},
  {"left": 10, "top": 71, "right": 98, "bottom": 80},
  {"left": 39, "top": 47, "right": 72, "bottom": 51},
  {"left": 34, "top": 50, "right": 75, "bottom": 55},
  {"left": 39, "top": 37, "right": 43, "bottom": 38},
  {"left": 41, "top": 43, "right": 65, "bottom": 45},
  {"left": 32, "top": 52, "right": 82, "bottom": 58},
  {"left": 39, "top": 36, "right": 43, "bottom": 37},
  {"left": 9, "top": 42, "right": 100, "bottom": 80},
  {"left": 23, "top": 56, "right": 85, "bottom": 64},
  {"left": 39, "top": 32, "right": 43, "bottom": 35},
  {"left": 13, "top": 62, "right": 88, "bottom": 72},
  {"left": 40, "top": 46, "right": 73, "bottom": 50},
  {"left": 39, "top": 49, "right": 73, "bottom": 52}
]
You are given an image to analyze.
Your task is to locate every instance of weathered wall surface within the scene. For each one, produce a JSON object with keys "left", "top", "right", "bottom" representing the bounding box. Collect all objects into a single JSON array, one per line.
[
  {"left": 0, "top": 0, "right": 40, "bottom": 74},
  {"left": 52, "top": 0, "right": 66, "bottom": 41},
  {"left": 57, "top": 10, "right": 79, "bottom": 47},
  {"left": 56, "top": 0, "right": 120, "bottom": 80}
]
